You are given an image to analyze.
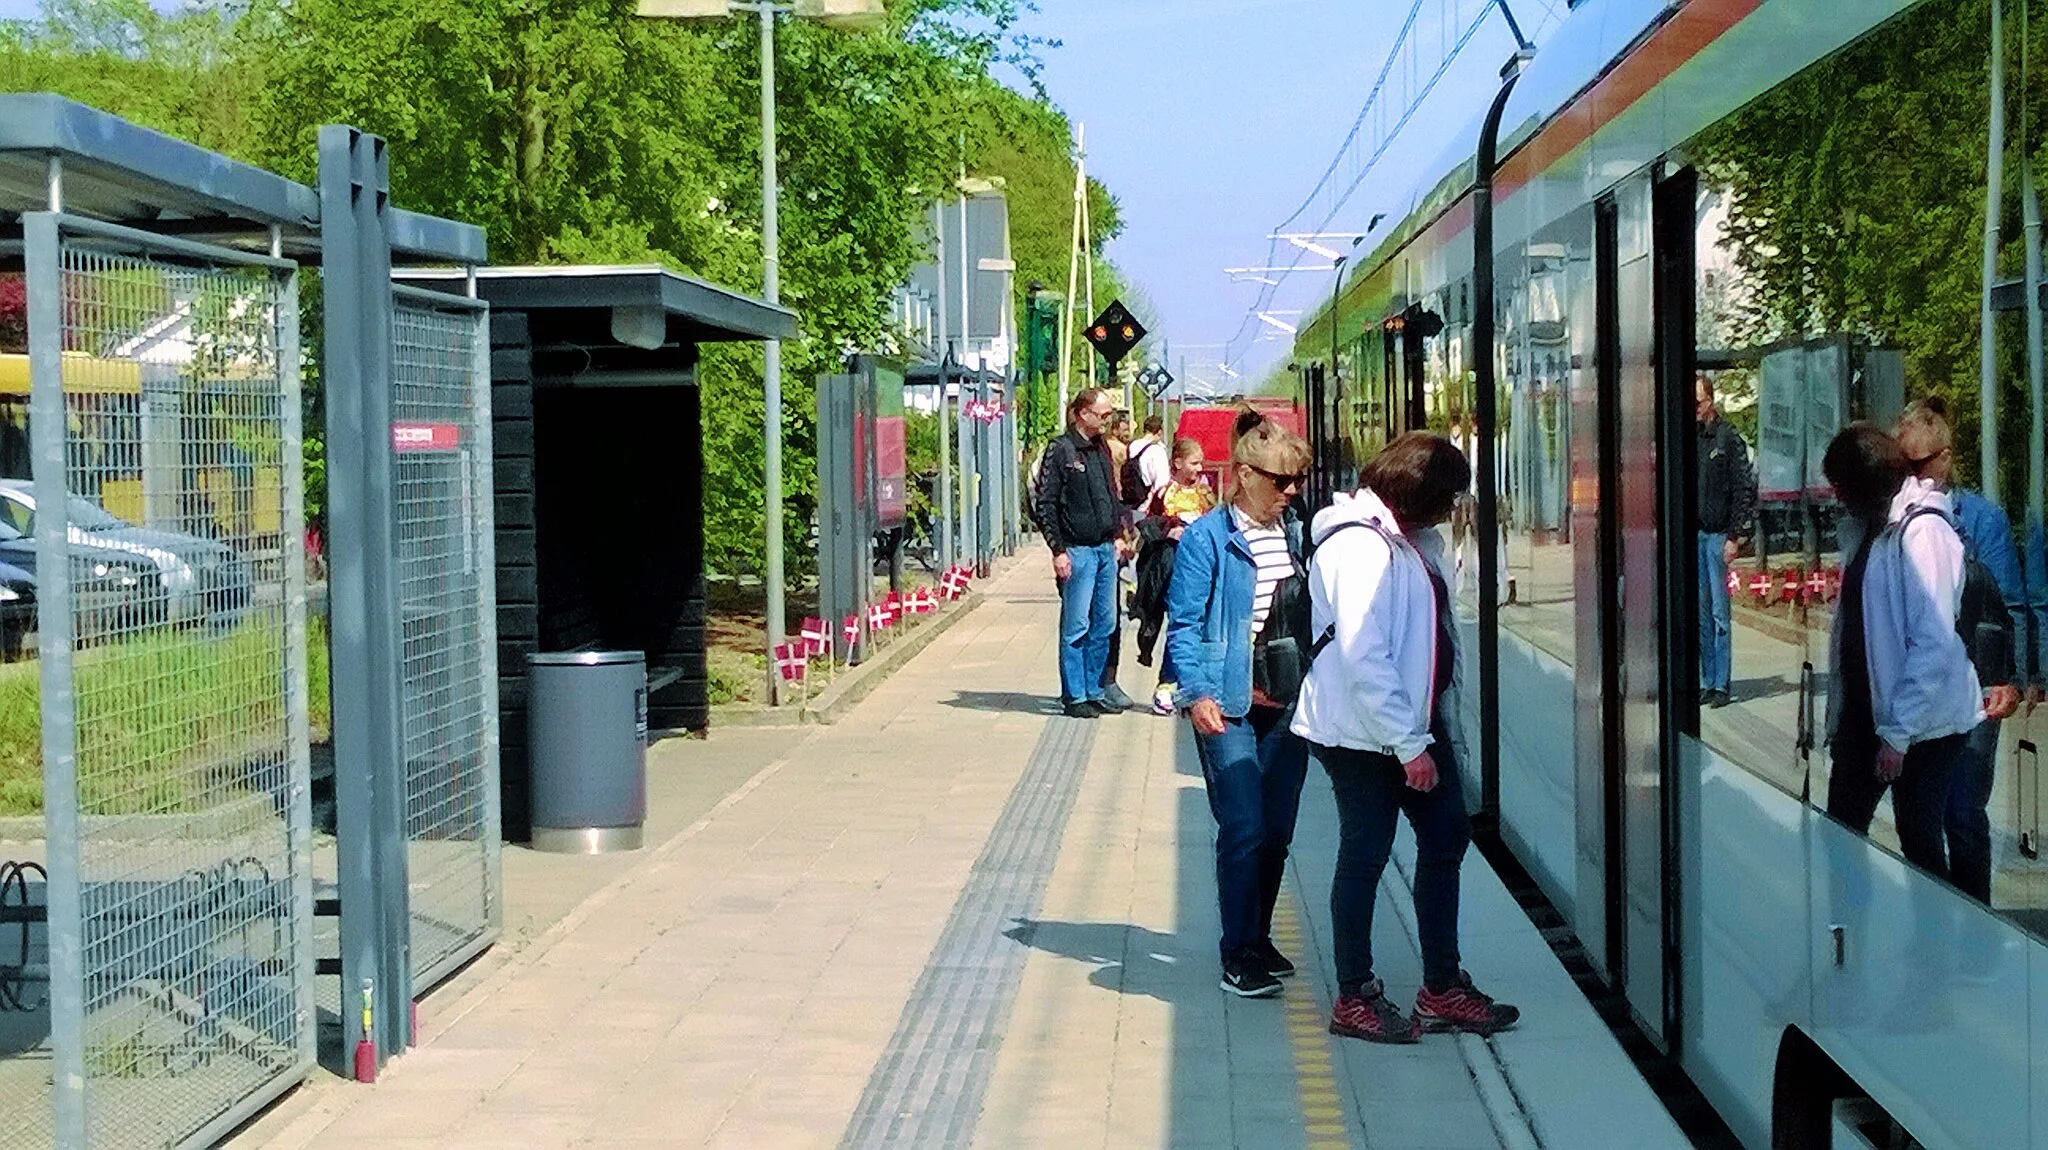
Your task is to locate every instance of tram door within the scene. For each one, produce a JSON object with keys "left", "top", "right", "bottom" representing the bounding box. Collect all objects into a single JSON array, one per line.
[{"left": 1578, "top": 171, "right": 1688, "bottom": 1050}]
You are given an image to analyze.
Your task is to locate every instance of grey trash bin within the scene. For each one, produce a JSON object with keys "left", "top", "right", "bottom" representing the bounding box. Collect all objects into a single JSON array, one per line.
[{"left": 527, "top": 651, "right": 648, "bottom": 853}]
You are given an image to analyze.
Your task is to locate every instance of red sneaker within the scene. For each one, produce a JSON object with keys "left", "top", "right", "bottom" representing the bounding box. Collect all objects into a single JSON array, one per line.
[
  {"left": 1329, "top": 977, "right": 1421, "bottom": 1044},
  {"left": 1415, "top": 971, "right": 1520, "bottom": 1036}
]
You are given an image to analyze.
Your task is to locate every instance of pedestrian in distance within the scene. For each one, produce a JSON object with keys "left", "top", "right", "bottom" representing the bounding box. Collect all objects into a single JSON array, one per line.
[
  {"left": 1292, "top": 432, "right": 1520, "bottom": 1043},
  {"left": 1097, "top": 410, "right": 1140, "bottom": 711},
  {"left": 1135, "top": 437, "right": 1217, "bottom": 715},
  {"left": 1164, "top": 418, "right": 1316, "bottom": 999},
  {"left": 1123, "top": 413, "right": 1171, "bottom": 512},
  {"left": 1894, "top": 400, "right": 2023, "bottom": 904},
  {"left": 1035, "top": 388, "right": 1125, "bottom": 719},
  {"left": 1821, "top": 424, "right": 1983, "bottom": 882},
  {"left": 1697, "top": 377, "right": 1756, "bottom": 709}
]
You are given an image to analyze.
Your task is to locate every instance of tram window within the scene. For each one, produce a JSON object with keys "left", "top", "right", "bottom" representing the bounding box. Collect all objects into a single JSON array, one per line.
[
  {"left": 1495, "top": 231, "right": 1581, "bottom": 672},
  {"left": 1686, "top": 0, "right": 2048, "bottom": 921}
]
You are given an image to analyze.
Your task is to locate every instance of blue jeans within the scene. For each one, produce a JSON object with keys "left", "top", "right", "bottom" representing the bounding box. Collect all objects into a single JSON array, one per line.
[
  {"left": 1945, "top": 719, "right": 2001, "bottom": 903},
  {"left": 1057, "top": 542, "right": 1118, "bottom": 705},
  {"left": 1699, "top": 532, "right": 1731, "bottom": 694},
  {"left": 1317, "top": 726, "right": 1471, "bottom": 993},
  {"left": 1193, "top": 705, "right": 1309, "bottom": 961}
]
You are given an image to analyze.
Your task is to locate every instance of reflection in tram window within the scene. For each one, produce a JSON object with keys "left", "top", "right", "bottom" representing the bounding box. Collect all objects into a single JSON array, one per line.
[{"left": 1686, "top": 0, "right": 2048, "bottom": 925}]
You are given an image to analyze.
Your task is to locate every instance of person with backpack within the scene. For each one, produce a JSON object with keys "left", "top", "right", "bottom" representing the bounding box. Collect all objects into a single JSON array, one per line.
[
  {"left": 1821, "top": 424, "right": 1986, "bottom": 882},
  {"left": 1893, "top": 401, "right": 2021, "bottom": 902},
  {"left": 1291, "top": 432, "right": 1519, "bottom": 1043},
  {"left": 1164, "top": 418, "right": 1315, "bottom": 998},
  {"left": 1123, "top": 414, "right": 1170, "bottom": 512}
]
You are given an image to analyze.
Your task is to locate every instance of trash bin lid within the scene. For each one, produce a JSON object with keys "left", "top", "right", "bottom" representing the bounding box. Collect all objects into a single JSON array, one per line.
[{"left": 527, "top": 650, "right": 646, "bottom": 666}]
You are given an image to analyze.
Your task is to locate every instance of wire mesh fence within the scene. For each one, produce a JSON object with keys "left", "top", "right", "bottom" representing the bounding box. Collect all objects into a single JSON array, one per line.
[
  {"left": 12, "top": 220, "right": 311, "bottom": 1148},
  {"left": 390, "top": 291, "right": 499, "bottom": 990}
]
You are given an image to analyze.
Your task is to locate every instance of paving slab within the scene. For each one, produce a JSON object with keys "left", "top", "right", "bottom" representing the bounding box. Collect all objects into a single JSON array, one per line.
[{"left": 230, "top": 554, "right": 1695, "bottom": 1150}]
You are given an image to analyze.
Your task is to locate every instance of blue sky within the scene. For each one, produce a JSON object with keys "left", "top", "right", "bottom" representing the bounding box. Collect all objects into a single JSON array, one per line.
[
  {"left": 1007, "top": 0, "right": 1549, "bottom": 389},
  {"left": 0, "top": 0, "right": 1548, "bottom": 386}
]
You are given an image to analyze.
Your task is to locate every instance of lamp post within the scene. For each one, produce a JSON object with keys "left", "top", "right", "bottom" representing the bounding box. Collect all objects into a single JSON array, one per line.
[{"left": 638, "top": 0, "right": 882, "bottom": 703}]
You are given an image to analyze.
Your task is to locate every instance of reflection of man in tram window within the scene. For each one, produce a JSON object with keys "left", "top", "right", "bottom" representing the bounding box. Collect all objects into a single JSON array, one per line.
[
  {"left": 1696, "top": 377, "right": 1755, "bottom": 708},
  {"left": 1820, "top": 425, "right": 1981, "bottom": 881},
  {"left": 1894, "top": 400, "right": 2022, "bottom": 904}
]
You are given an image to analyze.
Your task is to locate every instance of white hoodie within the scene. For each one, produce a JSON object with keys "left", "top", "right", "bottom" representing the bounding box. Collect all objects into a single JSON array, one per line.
[
  {"left": 1289, "top": 489, "right": 1459, "bottom": 763},
  {"left": 1830, "top": 476, "right": 1984, "bottom": 752}
]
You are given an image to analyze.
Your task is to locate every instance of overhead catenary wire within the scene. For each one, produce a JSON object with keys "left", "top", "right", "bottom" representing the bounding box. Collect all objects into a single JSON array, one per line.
[{"left": 1222, "top": 0, "right": 1550, "bottom": 374}]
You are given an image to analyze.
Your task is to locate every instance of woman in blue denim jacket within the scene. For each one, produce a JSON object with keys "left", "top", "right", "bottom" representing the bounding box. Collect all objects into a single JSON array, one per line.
[{"left": 1164, "top": 418, "right": 1313, "bottom": 999}]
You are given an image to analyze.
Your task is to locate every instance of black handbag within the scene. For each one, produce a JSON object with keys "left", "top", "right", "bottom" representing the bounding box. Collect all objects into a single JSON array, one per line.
[{"left": 1251, "top": 560, "right": 1312, "bottom": 707}]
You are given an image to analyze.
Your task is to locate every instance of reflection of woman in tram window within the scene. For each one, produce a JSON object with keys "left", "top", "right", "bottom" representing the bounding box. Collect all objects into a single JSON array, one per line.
[{"left": 1821, "top": 425, "right": 1980, "bottom": 880}]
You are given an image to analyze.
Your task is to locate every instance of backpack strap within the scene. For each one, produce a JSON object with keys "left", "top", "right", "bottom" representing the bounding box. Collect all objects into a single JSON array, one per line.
[{"left": 1303, "top": 517, "right": 1405, "bottom": 667}]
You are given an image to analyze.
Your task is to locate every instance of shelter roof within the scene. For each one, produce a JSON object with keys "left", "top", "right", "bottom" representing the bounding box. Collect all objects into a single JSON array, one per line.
[
  {"left": 0, "top": 93, "right": 484, "bottom": 263},
  {"left": 397, "top": 265, "right": 798, "bottom": 343}
]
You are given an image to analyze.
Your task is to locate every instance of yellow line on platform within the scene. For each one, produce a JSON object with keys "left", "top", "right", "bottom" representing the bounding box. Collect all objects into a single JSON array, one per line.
[{"left": 1270, "top": 896, "right": 1356, "bottom": 1150}]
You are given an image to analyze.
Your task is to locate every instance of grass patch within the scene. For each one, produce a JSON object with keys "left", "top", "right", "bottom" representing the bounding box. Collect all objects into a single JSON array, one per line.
[{"left": 0, "top": 616, "right": 331, "bottom": 817}]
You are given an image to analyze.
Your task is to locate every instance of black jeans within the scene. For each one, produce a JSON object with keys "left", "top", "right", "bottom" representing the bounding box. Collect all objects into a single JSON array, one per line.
[
  {"left": 1317, "top": 726, "right": 1471, "bottom": 994},
  {"left": 1827, "top": 730, "right": 1965, "bottom": 882},
  {"left": 1944, "top": 719, "right": 2001, "bottom": 903},
  {"left": 1193, "top": 704, "right": 1310, "bottom": 961}
]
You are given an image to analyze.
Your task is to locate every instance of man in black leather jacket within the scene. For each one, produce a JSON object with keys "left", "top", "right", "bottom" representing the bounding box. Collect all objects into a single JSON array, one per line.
[{"left": 1036, "top": 388, "right": 1124, "bottom": 717}]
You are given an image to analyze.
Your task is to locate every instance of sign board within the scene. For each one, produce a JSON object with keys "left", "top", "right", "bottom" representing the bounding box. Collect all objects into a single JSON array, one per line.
[
  {"left": 866, "top": 357, "right": 908, "bottom": 529},
  {"left": 392, "top": 422, "right": 462, "bottom": 452}
]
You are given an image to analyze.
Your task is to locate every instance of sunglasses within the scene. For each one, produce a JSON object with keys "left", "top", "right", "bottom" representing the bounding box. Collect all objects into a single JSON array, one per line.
[
  {"left": 1245, "top": 464, "right": 1309, "bottom": 492},
  {"left": 1906, "top": 447, "right": 1950, "bottom": 473}
]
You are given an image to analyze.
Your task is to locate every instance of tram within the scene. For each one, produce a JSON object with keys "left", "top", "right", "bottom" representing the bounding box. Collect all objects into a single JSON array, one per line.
[{"left": 1291, "top": 2, "right": 2048, "bottom": 1146}]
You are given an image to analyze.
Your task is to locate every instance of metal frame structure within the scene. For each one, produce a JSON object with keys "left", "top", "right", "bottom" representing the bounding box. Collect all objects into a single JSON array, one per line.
[{"left": 0, "top": 96, "right": 489, "bottom": 1145}]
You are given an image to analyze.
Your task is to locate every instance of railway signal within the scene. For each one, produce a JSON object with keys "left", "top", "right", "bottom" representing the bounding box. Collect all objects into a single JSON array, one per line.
[{"left": 1085, "top": 299, "right": 1147, "bottom": 367}]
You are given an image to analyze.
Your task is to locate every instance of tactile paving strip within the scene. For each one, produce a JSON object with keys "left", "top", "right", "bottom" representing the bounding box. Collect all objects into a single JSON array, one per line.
[{"left": 840, "top": 715, "right": 1098, "bottom": 1148}]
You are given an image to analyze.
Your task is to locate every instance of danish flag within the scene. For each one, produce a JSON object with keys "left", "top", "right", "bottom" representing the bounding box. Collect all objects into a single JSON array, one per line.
[
  {"left": 1805, "top": 569, "right": 1829, "bottom": 603},
  {"left": 869, "top": 602, "right": 891, "bottom": 631},
  {"left": 1726, "top": 569, "right": 1741, "bottom": 598},
  {"left": 800, "top": 617, "right": 831, "bottom": 659},
  {"left": 843, "top": 614, "right": 860, "bottom": 650},
  {"left": 1749, "top": 572, "right": 1773, "bottom": 601},
  {"left": 942, "top": 566, "right": 971, "bottom": 599},
  {"left": 773, "top": 641, "right": 807, "bottom": 683}
]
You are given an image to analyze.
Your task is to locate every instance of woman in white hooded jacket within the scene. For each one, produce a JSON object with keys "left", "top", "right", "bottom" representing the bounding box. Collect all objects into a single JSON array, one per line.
[
  {"left": 1291, "top": 433, "right": 1518, "bottom": 1044},
  {"left": 1821, "top": 425, "right": 1982, "bottom": 880}
]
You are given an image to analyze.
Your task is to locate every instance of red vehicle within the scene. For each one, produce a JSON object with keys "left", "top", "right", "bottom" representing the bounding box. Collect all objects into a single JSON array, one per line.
[{"left": 1169, "top": 401, "right": 1304, "bottom": 491}]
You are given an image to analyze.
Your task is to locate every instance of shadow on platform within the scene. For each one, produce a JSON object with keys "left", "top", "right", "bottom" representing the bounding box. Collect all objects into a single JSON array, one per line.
[{"left": 941, "top": 690, "right": 1066, "bottom": 715}]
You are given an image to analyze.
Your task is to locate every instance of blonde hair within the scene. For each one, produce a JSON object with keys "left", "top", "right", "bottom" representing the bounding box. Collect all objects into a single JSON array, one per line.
[
  {"left": 1895, "top": 398, "right": 1953, "bottom": 462},
  {"left": 1231, "top": 418, "right": 1312, "bottom": 474},
  {"left": 1171, "top": 436, "right": 1205, "bottom": 464}
]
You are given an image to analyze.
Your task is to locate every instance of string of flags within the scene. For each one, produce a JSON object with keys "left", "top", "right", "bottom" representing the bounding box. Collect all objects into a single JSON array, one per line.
[
  {"left": 962, "top": 398, "right": 1006, "bottom": 424},
  {"left": 774, "top": 572, "right": 977, "bottom": 690},
  {"left": 1726, "top": 564, "right": 1841, "bottom": 606}
]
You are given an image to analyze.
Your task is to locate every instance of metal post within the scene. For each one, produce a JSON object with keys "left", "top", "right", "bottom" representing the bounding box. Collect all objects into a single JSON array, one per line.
[
  {"left": 1474, "top": 66, "right": 1522, "bottom": 821},
  {"left": 935, "top": 204, "right": 952, "bottom": 570},
  {"left": 759, "top": 3, "right": 788, "bottom": 702},
  {"left": 25, "top": 210, "right": 85, "bottom": 1149},
  {"left": 957, "top": 179, "right": 973, "bottom": 561},
  {"left": 320, "top": 125, "right": 413, "bottom": 1070},
  {"left": 1982, "top": 0, "right": 2007, "bottom": 500}
]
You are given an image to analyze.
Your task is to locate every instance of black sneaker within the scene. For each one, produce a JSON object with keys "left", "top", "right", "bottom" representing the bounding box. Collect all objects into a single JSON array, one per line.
[
  {"left": 1252, "top": 939, "right": 1296, "bottom": 978},
  {"left": 1703, "top": 689, "right": 1732, "bottom": 709},
  {"left": 1098, "top": 684, "right": 1135, "bottom": 712},
  {"left": 1220, "top": 955, "right": 1283, "bottom": 998},
  {"left": 1063, "top": 700, "right": 1103, "bottom": 719}
]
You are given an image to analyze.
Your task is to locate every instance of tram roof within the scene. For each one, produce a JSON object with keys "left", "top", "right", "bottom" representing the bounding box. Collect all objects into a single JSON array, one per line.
[{"left": 0, "top": 93, "right": 484, "bottom": 264}]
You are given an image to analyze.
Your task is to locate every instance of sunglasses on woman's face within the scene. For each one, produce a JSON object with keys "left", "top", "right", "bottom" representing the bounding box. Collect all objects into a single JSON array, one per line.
[{"left": 1245, "top": 464, "right": 1308, "bottom": 493}]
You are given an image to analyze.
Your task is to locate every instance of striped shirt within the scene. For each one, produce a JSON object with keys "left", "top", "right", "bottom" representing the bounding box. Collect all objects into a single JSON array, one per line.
[{"left": 1233, "top": 505, "right": 1293, "bottom": 636}]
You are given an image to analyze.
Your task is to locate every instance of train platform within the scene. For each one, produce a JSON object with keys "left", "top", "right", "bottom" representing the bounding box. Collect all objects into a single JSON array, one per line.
[{"left": 233, "top": 559, "right": 1689, "bottom": 1150}]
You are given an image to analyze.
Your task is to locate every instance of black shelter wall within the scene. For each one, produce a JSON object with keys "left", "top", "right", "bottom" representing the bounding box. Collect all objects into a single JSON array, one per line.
[
  {"left": 488, "top": 311, "right": 540, "bottom": 840},
  {"left": 532, "top": 384, "right": 709, "bottom": 735}
]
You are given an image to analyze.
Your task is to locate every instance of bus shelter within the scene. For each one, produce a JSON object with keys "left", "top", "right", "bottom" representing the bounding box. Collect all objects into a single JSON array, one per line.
[
  {"left": 0, "top": 95, "right": 490, "bottom": 1146},
  {"left": 393, "top": 266, "right": 796, "bottom": 838}
]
